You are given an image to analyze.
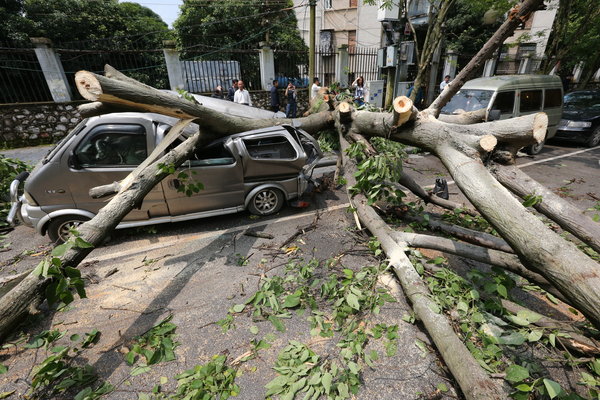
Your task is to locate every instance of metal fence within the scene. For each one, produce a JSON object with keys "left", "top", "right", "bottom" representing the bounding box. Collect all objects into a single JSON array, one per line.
[
  {"left": 181, "top": 44, "right": 261, "bottom": 93},
  {"left": 348, "top": 47, "right": 380, "bottom": 83},
  {"left": 0, "top": 41, "right": 53, "bottom": 104}
]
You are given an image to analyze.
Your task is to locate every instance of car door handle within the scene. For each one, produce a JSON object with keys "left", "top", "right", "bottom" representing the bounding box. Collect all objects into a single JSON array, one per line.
[{"left": 169, "top": 179, "right": 181, "bottom": 190}]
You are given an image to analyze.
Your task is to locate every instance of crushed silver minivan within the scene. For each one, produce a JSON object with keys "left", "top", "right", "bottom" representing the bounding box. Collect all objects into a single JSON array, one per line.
[{"left": 8, "top": 113, "right": 322, "bottom": 243}]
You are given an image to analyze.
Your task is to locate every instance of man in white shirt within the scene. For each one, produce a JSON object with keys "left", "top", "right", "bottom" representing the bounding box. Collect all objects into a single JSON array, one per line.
[
  {"left": 311, "top": 77, "right": 321, "bottom": 99},
  {"left": 233, "top": 80, "right": 252, "bottom": 106},
  {"left": 439, "top": 75, "right": 451, "bottom": 91}
]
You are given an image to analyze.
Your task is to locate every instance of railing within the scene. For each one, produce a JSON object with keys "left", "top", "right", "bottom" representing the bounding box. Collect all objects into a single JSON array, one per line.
[{"left": 0, "top": 41, "right": 53, "bottom": 104}]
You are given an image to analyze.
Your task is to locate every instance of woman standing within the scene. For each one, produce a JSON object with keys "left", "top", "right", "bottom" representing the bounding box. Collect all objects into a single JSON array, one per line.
[
  {"left": 285, "top": 82, "right": 297, "bottom": 118},
  {"left": 351, "top": 76, "right": 365, "bottom": 106}
]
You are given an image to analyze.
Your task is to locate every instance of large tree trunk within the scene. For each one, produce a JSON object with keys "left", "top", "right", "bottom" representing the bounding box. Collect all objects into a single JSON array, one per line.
[{"left": 492, "top": 164, "right": 600, "bottom": 254}]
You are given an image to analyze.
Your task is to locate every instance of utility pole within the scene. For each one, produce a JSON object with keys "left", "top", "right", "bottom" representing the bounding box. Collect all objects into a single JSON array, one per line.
[{"left": 309, "top": 0, "right": 316, "bottom": 82}]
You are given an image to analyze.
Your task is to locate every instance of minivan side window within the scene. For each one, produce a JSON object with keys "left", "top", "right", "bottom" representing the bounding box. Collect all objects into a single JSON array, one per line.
[
  {"left": 544, "top": 88, "right": 562, "bottom": 108},
  {"left": 520, "top": 90, "right": 542, "bottom": 112},
  {"left": 492, "top": 91, "right": 515, "bottom": 114},
  {"left": 75, "top": 125, "right": 147, "bottom": 167},
  {"left": 243, "top": 136, "right": 297, "bottom": 160}
]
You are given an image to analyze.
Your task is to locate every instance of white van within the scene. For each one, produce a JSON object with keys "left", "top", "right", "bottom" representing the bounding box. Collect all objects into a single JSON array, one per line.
[{"left": 441, "top": 75, "right": 563, "bottom": 154}]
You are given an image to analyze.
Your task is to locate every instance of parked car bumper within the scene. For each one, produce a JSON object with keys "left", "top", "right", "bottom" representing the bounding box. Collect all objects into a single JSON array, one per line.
[{"left": 554, "top": 126, "right": 595, "bottom": 142}]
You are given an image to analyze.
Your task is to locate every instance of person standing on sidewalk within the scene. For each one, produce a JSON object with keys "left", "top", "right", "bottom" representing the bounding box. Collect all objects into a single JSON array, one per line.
[
  {"left": 233, "top": 80, "right": 252, "bottom": 106},
  {"left": 285, "top": 81, "right": 297, "bottom": 118},
  {"left": 227, "top": 79, "right": 238, "bottom": 101},
  {"left": 270, "top": 80, "right": 280, "bottom": 113}
]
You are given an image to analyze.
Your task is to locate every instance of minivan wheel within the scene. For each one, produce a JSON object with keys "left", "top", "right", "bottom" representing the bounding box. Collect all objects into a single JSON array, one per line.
[
  {"left": 586, "top": 127, "right": 600, "bottom": 148},
  {"left": 47, "top": 216, "right": 90, "bottom": 244},
  {"left": 525, "top": 140, "right": 545, "bottom": 155},
  {"left": 248, "top": 188, "right": 284, "bottom": 216}
]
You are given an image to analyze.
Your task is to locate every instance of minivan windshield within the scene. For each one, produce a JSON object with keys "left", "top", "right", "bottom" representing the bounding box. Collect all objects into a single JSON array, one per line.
[
  {"left": 441, "top": 90, "right": 494, "bottom": 114},
  {"left": 42, "top": 119, "right": 88, "bottom": 164}
]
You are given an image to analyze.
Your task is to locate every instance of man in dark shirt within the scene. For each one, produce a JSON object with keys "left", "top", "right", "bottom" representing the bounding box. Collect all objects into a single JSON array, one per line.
[
  {"left": 270, "top": 80, "right": 280, "bottom": 113},
  {"left": 227, "top": 79, "right": 238, "bottom": 101}
]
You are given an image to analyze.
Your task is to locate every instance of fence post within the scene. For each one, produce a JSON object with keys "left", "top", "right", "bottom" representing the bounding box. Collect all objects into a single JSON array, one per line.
[
  {"left": 518, "top": 54, "right": 533, "bottom": 74},
  {"left": 336, "top": 44, "right": 349, "bottom": 88},
  {"left": 442, "top": 50, "right": 458, "bottom": 79},
  {"left": 30, "top": 37, "right": 72, "bottom": 103},
  {"left": 162, "top": 40, "right": 185, "bottom": 90},
  {"left": 482, "top": 58, "right": 496, "bottom": 77},
  {"left": 259, "top": 42, "right": 275, "bottom": 90}
]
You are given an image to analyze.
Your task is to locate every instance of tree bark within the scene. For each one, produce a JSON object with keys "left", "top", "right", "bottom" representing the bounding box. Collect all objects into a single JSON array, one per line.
[
  {"left": 492, "top": 165, "right": 600, "bottom": 254},
  {"left": 340, "top": 135, "right": 505, "bottom": 399}
]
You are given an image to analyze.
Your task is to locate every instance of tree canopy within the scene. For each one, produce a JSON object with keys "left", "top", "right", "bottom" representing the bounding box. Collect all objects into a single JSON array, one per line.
[
  {"left": 0, "top": 0, "right": 170, "bottom": 47},
  {"left": 173, "top": 0, "right": 306, "bottom": 52}
]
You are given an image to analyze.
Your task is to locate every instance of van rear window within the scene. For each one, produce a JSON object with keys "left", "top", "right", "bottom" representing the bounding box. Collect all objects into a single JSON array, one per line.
[
  {"left": 544, "top": 89, "right": 562, "bottom": 108},
  {"left": 520, "top": 90, "right": 542, "bottom": 112}
]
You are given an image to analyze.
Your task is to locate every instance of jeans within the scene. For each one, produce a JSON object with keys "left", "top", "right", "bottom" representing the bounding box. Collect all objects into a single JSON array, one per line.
[{"left": 286, "top": 102, "right": 297, "bottom": 118}]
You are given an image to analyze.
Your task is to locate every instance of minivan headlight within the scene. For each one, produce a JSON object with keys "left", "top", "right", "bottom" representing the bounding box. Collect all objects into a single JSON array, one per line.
[
  {"left": 565, "top": 120, "right": 592, "bottom": 128},
  {"left": 24, "top": 191, "right": 38, "bottom": 206}
]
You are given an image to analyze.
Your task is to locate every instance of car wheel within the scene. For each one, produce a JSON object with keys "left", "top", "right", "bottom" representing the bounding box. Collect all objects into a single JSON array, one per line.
[
  {"left": 525, "top": 139, "right": 545, "bottom": 155},
  {"left": 248, "top": 188, "right": 284, "bottom": 216},
  {"left": 586, "top": 127, "right": 600, "bottom": 148},
  {"left": 47, "top": 216, "right": 89, "bottom": 244}
]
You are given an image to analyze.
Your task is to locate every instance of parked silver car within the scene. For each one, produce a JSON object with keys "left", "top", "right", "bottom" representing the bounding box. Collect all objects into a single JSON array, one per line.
[{"left": 7, "top": 113, "right": 322, "bottom": 243}]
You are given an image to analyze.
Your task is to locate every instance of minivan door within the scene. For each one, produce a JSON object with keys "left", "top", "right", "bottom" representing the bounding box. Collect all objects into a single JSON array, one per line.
[
  {"left": 160, "top": 139, "right": 245, "bottom": 216},
  {"left": 64, "top": 122, "right": 169, "bottom": 220}
]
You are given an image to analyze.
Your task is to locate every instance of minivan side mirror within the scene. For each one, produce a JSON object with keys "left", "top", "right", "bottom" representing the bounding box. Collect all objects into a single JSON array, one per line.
[
  {"left": 68, "top": 151, "right": 82, "bottom": 170},
  {"left": 488, "top": 109, "right": 501, "bottom": 122}
]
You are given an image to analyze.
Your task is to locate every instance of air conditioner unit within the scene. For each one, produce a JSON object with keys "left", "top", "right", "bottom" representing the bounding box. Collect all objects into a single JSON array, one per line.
[
  {"left": 377, "top": 0, "right": 401, "bottom": 21},
  {"left": 400, "top": 41, "right": 415, "bottom": 65}
]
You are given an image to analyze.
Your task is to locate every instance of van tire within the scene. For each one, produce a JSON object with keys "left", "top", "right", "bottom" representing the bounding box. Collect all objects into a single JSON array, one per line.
[
  {"left": 47, "top": 216, "right": 90, "bottom": 244},
  {"left": 586, "top": 127, "right": 600, "bottom": 148},
  {"left": 525, "top": 140, "right": 545, "bottom": 155},
  {"left": 248, "top": 188, "right": 284, "bottom": 216}
]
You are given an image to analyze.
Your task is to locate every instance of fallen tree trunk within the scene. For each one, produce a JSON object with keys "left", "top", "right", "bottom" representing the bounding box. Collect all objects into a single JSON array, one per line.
[
  {"left": 492, "top": 164, "right": 600, "bottom": 254},
  {"left": 389, "top": 230, "right": 567, "bottom": 303},
  {"left": 0, "top": 123, "right": 203, "bottom": 340},
  {"left": 340, "top": 135, "right": 505, "bottom": 399},
  {"left": 402, "top": 213, "right": 514, "bottom": 253}
]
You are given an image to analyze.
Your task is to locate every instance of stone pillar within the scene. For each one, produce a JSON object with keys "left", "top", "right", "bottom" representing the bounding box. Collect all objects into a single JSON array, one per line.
[
  {"left": 518, "top": 54, "right": 533, "bottom": 74},
  {"left": 482, "top": 58, "right": 496, "bottom": 77},
  {"left": 162, "top": 40, "right": 185, "bottom": 91},
  {"left": 30, "top": 37, "right": 72, "bottom": 102},
  {"left": 572, "top": 61, "right": 584, "bottom": 83},
  {"left": 259, "top": 42, "right": 275, "bottom": 91},
  {"left": 442, "top": 50, "right": 458, "bottom": 79},
  {"left": 335, "top": 45, "right": 349, "bottom": 88}
]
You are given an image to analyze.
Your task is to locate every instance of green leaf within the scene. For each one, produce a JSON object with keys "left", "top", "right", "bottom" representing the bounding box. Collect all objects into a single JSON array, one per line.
[
  {"left": 338, "top": 382, "right": 349, "bottom": 397},
  {"left": 249, "top": 326, "right": 259, "bottom": 335},
  {"left": 0, "top": 365, "right": 7, "bottom": 374},
  {"left": 268, "top": 315, "right": 286, "bottom": 332},
  {"left": 505, "top": 364, "right": 529, "bottom": 383},
  {"left": 528, "top": 330, "right": 543, "bottom": 342},
  {"left": 543, "top": 378, "right": 562, "bottom": 399},
  {"left": 437, "top": 383, "right": 448, "bottom": 392},
  {"left": 322, "top": 372, "right": 332, "bottom": 394},
  {"left": 232, "top": 304, "right": 245, "bottom": 313},
  {"left": 0, "top": 391, "right": 15, "bottom": 399},
  {"left": 496, "top": 284, "right": 508, "bottom": 298},
  {"left": 282, "top": 294, "right": 301, "bottom": 308},
  {"left": 345, "top": 293, "right": 360, "bottom": 310},
  {"left": 131, "top": 365, "right": 151, "bottom": 376}
]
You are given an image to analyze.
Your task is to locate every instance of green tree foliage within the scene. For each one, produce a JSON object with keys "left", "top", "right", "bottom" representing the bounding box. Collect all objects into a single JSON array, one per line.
[
  {"left": 541, "top": 0, "right": 600, "bottom": 87},
  {"left": 1, "top": 0, "right": 170, "bottom": 47},
  {"left": 174, "top": 0, "right": 305, "bottom": 52}
]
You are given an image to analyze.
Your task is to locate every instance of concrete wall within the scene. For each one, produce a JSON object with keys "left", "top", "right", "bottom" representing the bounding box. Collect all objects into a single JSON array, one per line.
[{"left": 0, "top": 90, "right": 310, "bottom": 149}]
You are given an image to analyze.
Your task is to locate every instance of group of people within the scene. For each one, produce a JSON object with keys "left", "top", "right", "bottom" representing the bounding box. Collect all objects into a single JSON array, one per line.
[
  {"left": 270, "top": 80, "right": 298, "bottom": 118},
  {"left": 209, "top": 74, "right": 368, "bottom": 117},
  {"left": 210, "top": 79, "right": 253, "bottom": 106}
]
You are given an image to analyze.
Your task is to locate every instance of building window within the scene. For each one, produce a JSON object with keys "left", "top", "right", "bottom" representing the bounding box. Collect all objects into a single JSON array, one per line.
[
  {"left": 348, "top": 30, "right": 356, "bottom": 51},
  {"left": 517, "top": 43, "right": 536, "bottom": 59},
  {"left": 349, "top": 0, "right": 358, "bottom": 7},
  {"left": 324, "top": 0, "right": 332, "bottom": 9}
]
